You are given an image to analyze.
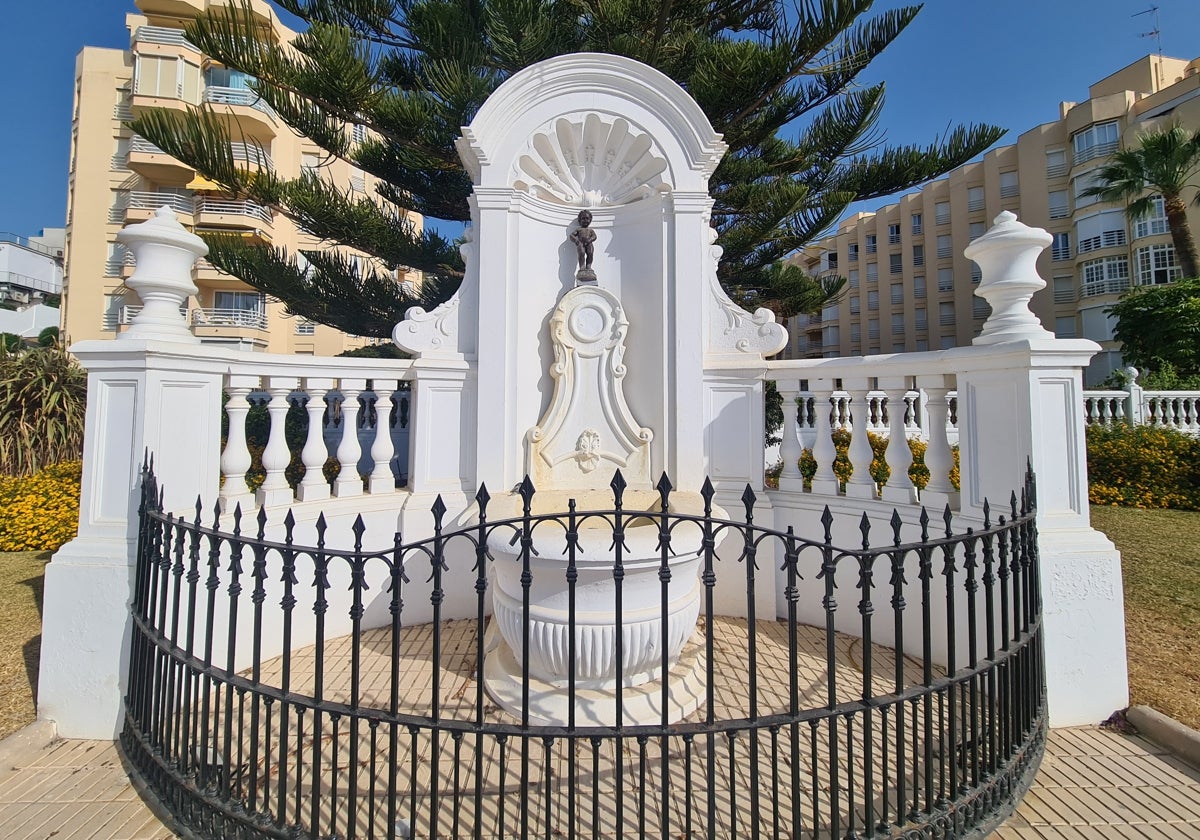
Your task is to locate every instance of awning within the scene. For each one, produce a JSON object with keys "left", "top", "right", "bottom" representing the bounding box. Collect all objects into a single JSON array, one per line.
[{"left": 185, "top": 175, "right": 223, "bottom": 191}]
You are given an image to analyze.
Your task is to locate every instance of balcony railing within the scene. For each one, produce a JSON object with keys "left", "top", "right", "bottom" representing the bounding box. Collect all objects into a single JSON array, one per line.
[
  {"left": 1081, "top": 277, "right": 1131, "bottom": 298},
  {"left": 129, "top": 191, "right": 194, "bottom": 215},
  {"left": 130, "top": 136, "right": 167, "bottom": 155},
  {"left": 1000, "top": 183, "right": 1019, "bottom": 199},
  {"left": 940, "top": 312, "right": 956, "bottom": 325},
  {"left": 0, "top": 270, "right": 60, "bottom": 296},
  {"left": 201, "top": 86, "right": 277, "bottom": 120},
  {"left": 133, "top": 26, "right": 198, "bottom": 51},
  {"left": 102, "top": 305, "right": 142, "bottom": 330},
  {"left": 1046, "top": 162, "right": 1068, "bottom": 179},
  {"left": 193, "top": 197, "right": 273, "bottom": 224},
  {"left": 1077, "top": 230, "right": 1127, "bottom": 254},
  {"left": 230, "top": 142, "right": 273, "bottom": 170},
  {"left": 191, "top": 307, "right": 269, "bottom": 329},
  {"left": 967, "top": 196, "right": 985, "bottom": 212},
  {"left": 1074, "top": 141, "right": 1118, "bottom": 165},
  {"left": 1049, "top": 204, "right": 1069, "bottom": 220},
  {"left": 1051, "top": 243, "right": 1072, "bottom": 261},
  {"left": 113, "top": 104, "right": 133, "bottom": 121}
]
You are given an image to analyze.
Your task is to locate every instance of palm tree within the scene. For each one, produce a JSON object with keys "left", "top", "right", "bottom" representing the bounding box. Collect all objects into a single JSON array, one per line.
[{"left": 1082, "top": 124, "right": 1200, "bottom": 279}]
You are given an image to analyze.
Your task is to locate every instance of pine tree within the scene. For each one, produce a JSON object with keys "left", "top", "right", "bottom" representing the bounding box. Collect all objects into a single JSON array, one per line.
[{"left": 131, "top": 0, "right": 1004, "bottom": 338}]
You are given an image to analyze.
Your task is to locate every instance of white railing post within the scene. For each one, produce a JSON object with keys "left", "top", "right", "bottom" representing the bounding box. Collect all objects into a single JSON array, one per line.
[
  {"left": 776, "top": 381, "right": 804, "bottom": 491},
  {"left": 1125, "top": 367, "right": 1145, "bottom": 425},
  {"left": 39, "top": 206, "right": 221, "bottom": 739},
  {"left": 368, "top": 385, "right": 396, "bottom": 494},
  {"left": 880, "top": 377, "right": 917, "bottom": 504},
  {"left": 959, "top": 211, "right": 1128, "bottom": 727},
  {"left": 220, "top": 376, "right": 257, "bottom": 509},
  {"left": 809, "top": 380, "right": 839, "bottom": 495},
  {"left": 256, "top": 377, "right": 298, "bottom": 507},
  {"left": 333, "top": 380, "right": 366, "bottom": 497},
  {"left": 297, "top": 378, "right": 333, "bottom": 502},
  {"left": 918, "top": 375, "right": 958, "bottom": 510},
  {"left": 844, "top": 378, "right": 877, "bottom": 499}
]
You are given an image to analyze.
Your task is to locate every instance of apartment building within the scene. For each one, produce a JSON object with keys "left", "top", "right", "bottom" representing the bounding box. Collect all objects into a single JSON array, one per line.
[
  {"left": 62, "top": 0, "right": 419, "bottom": 354},
  {"left": 785, "top": 54, "right": 1200, "bottom": 385}
]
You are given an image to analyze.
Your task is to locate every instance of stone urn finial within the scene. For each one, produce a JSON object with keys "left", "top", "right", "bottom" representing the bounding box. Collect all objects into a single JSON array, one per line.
[
  {"left": 115, "top": 206, "right": 207, "bottom": 343},
  {"left": 965, "top": 211, "right": 1054, "bottom": 345}
]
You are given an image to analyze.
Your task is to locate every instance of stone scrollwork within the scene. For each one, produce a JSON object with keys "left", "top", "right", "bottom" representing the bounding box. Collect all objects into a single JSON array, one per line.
[
  {"left": 392, "top": 294, "right": 461, "bottom": 356},
  {"left": 574, "top": 429, "right": 602, "bottom": 473},
  {"left": 512, "top": 114, "right": 671, "bottom": 206},
  {"left": 704, "top": 224, "right": 788, "bottom": 357}
]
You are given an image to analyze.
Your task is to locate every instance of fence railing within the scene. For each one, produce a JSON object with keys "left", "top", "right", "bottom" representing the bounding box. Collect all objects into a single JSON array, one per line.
[
  {"left": 194, "top": 197, "right": 273, "bottom": 224},
  {"left": 133, "top": 25, "right": 199, "bottom": 50},
  {"left": 1081, "top": 373, "right": 1200, "bottom": 435},
  {"left": 201, "top": 86, "right": 277, "bottom": 120},
  {"left": 123, "top": 462, "right": 1045, "bottom": 840},
  {"left": 129, "top": 191, "right": 194, "bottom": 215}
]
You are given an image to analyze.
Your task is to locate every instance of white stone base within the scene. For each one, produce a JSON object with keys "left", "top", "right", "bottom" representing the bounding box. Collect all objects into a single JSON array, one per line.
[{"left": 483, "top": 623, "right": 707, "bottom": 727}]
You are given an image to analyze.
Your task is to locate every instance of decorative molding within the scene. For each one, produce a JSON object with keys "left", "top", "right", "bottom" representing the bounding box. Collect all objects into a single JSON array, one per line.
[
  {"left": 704, "top": 226, "right": 788, "bottom": 357},
  {"left": 512, "top": 114, "right": 670, "bottom": 206}
]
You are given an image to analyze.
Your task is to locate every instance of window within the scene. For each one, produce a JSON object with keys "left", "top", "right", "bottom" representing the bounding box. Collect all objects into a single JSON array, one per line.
[
  {"left": 935, "top": 201, "right": 950, "bottom": 225},
  {"left": 891, "top": 313, "right": 905, "bottom": 333},
  {"left": 1134, "top": 195, "right": 1169, "bottom": 238},
  {"left": 940, "top": 335, "right": 957, "bottom": 350},
  {"left": 850, "top": 323, "right": 861, "bottom": 342},
  {"left": 912, "top": 244, "right": 924, "bottom": 267},
  {"left": 847, "top": 242, "right": 859, "bottom": 262},
  {"left": 867, "top": 290, "right": 879, "bottom": 310},
  {"left": 1054, "top": 316, "right": 1077, "bottom": 338},
  {"left": 911, "top": 213, "right": 923, "bottom": 235},
  {"left": 888, "top": 223, "right": 901, "bottom": 245},
  {"left": 866, "top": 262, "right": 878, "bottom": 281},
  {"left": 847, "top": 269, "right": 859, "bottom": 288},
  {"left": 865, "top": 234, "right": 877, "bottom": 254},
  {"left": 1053, "top": 276, "right": 1075, "bottom": 304},
  {"left": 970, "top": 266, "right": 982, "bottom": 283},
  {"left": 1048, "top": 190, "right": 1069, "bottom": 219},
  {"left": 967, "top": 186, "right": 985, "bottom": 212},
  {"left": 889, "top": 253, "right": 903, "bottom": 274},
  {"left": 999, "top": 171, "right": 1019, "bottom": 198},
  {"left": 823, "top": 325, "right": 840, "bottom": 345},
  {"left": 914, "top": 308, "right": 928, "bottom": 330},
  {"left": 892, "top": 341, "right": 906, "bottom": 353},
  {"left": 968, "top": 222, "right": 985, "bottom": 241},
  {"left": 1072, "top": 121, "right": 1119, "bottom": 164},
  {"left": 1046, "top": 149, "right": 1067, "bottom": 178},
  {"left": 112, "top": 138, "right": 130, "bottom": 171},
  {"left": 1076, "top": 210, "right": 1127, "bottom": 253},
  {"left": 1080, "top": 256, "right": 1130, "bottom": 297},
  {"left": 939, "top": 302, "right": 955, "bottom": 325},
  {"left": 1073, "top": 170, "right": 1104, "bottom": 209},
  {"left": 104, "top": 243, "right": 128, "bottom": 277},
  {"left": 1051, "top": 232, "right": 1071, "bottom": 261},
  {"left": 301, "top": 153, "right": 320, "bottom": 175},
  {"left": 849, "top": 295, "right": 860, "bottom": 314},
  {"left": 350, "top": 173, "right": 366, "bottom": 193},
  {"left": 972, "top": 299, "right": 989, "bottom": 320},
  {"left": 822, "top": 303, "right": 840, "bottom": 321},
  {"left": 868, "top": 318, "right": 879, "bottom": 340},
  {"left": 352, "top": 123, "right": 368, "bottom": 144},
  {"left": 916, "top": 339, "right": 929, "bottom": 351},
  {"left": 890, "top": 282, "right": 904, "bottom": 304},
  {"left": 913, "top": 276, "right": 926, "bottom": 298},
  {"left": 937, "top": 268, "right": 954, "bottom": 292},
  {"left": 1135, "top": 244, "right": 1181, "bottom": 286},
  {"left": 295, "top": 320, "right": 316, "bottom": 336},
  {"left": 937, "top": 234, "right": 952, "bottom": 259},
  {"left": 214, "top": 291, "right": 265, "bottom": 312}
]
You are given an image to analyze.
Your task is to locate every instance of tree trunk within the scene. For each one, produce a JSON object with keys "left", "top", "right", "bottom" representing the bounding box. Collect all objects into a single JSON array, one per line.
[{"left": 1164, "top": 193, "right": 1199, "bottom": 279}]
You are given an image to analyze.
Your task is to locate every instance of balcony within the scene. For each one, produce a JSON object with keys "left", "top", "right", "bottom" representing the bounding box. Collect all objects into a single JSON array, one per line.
[
  {"left": 1074, "top": 141, "right": 1118, "bottom": 166},
  {"left": 132, "top": 25, "right": 199, "bottom": 52},
  {"left": 122, "top": 190, "right": 195, "bottom": 224},
  {"left": 189, "top": 306, "right": 270, "bottom": 347},
  {"left": 1077, "top": 230, "right": 1127, "bottom": 254},
  {"left": 101, "top": 305, "right": 142, "bottom": 331},
  {"left": 201, "top": 86, "right": 278, "bottom": 137},
  {"left": 1046, "top": 162, "right": 1068, "bottom": 179},
  {"left": 193, "top": 197, "right": 273, "bottom": 235},
  {"left": 127, "top": 135, "right": 194, "bottom": 180},
  {"left": 1081, "top": 277, "right": 1131, "bottom": 298},
  {"left": 230, "top": 141, "right": 274, "bottom": 172}
]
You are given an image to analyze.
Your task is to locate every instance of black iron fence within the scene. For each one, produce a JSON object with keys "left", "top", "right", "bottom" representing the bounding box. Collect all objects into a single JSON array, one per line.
[{"left": 123, "top": 463, "right": 1044, "bottom": 839}]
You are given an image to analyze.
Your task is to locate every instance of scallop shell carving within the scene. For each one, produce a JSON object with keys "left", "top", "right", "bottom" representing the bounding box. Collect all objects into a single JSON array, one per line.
[{"left": 513, "top": 114, "right": 669, "bottom": 206}]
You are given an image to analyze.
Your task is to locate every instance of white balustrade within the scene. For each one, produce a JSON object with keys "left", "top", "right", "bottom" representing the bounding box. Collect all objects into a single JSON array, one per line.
[
  {"left": 297, "top": 379, "right": 333, "bottom": 502},
  {"left": 776, "top": 382, "right": 804, "bottom": 491},
  {"left": 256, "top": 378, "right": 298, "bottom": 507},
  {"left": 220, "top": 379, "right": 256, "bottom": 509},
  {"left": 368, "top": 387, "right": 396, "bottom": 494},
  {"left": 920, "top": 376, "right": 958, "bottom": 509},
  {"left": 844, "top": 379, "right": 877, "bottom": 499},
  {"left": 880, "top": 377, "right": 917, "bottom": 504},
  {"left": 809, "top": 381, "right": 839, "bottom": 495}
]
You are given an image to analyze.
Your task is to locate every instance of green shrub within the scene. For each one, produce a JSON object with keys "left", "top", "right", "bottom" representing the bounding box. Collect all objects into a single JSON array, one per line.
[
  {"left": 0, "top": 461, "right": 81, "bottom": 551},
  {"left": 1086, "top": 424, "right": 1200, "bottom": 510},
  {"left": 0, "top": 343, "right": 87, "bottom": 477}
]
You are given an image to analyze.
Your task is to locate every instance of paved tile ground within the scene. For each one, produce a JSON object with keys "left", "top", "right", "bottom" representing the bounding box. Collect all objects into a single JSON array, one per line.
[{"left": 1, "top": 725, "right": 1198, "bottom": 839}]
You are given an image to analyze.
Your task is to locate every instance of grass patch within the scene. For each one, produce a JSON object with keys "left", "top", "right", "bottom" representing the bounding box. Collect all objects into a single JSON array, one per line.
[
  {"left": 1091, "top": 504, "right": 1200, "bottom": 730},
  {"left": 0, "top": 551, "right": 50, "bottom": 739}
]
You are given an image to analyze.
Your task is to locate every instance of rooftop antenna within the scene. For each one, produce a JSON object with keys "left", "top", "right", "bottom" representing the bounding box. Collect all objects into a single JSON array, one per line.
[{"left": 1133, "top": 5, "right": 1164, "bottom": 88}]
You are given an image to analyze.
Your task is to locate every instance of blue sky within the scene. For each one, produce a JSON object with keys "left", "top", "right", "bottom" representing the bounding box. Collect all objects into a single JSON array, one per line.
[{"left": 1, "top": 0, "right": 1197, "bottom": 239}]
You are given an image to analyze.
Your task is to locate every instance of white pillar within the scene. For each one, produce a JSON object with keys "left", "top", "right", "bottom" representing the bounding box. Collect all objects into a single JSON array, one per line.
[
  {"left": 919, "top": 376, "right": 958, "bottom": 510},
  {"left": 843, "top": 378, "right": 876, "bottom": 499},
  {"left": 256, "top": 377, "right": 298, "bottom": 507},
  {"left": 809, "top": 380, "right": 839, "bottom": 495},
  {"left": 368, "top": 386, "right": 396, "bottom": 494},
  {"left": 219, "top": 376, "right": 257, "bottom": 510},
  {"left": 880, "top": 376, "right": 917, "bottom": 504},
  {"left": 776, "top": 381, "right": 804, "bottom": 491},
  {"left": 333, "top": 379, "right": 365, "bottom": 498},
  {"left": 297, "top": 378, "right": 333, "bottom": 502}
]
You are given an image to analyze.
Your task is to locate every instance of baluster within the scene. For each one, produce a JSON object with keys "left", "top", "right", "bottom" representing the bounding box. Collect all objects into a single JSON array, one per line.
[
  {"left": 904, "top": 391, "right": 922, "bottom": 437},
  {"left": 868, "top": 391, "right": 886, "bottom": 434},
  {"left": 1097, "top": 399, "right": 1110, "bottom": 426},
  {"left": 946, "top": 392, "right": 960, "bottom": 446},
  {"left": 1083, "top": 397, "right": 1095, "bottom": 426},
  {"left": 368, "top": 384, "right": 396, "bottom": 494},
  {"left": 257, "top": 377, "right": 299, "bottom": 507},
  {"left": 810, "top": 380, "right": 839, "bottom": 495},
  {"left": 834, "top": 392, "right": 850, "bottom": 430},
  {"left": 920, "top": 375, "right": 959, "bottom": 509},
  {"left": 1187, "top": 397, "right": 1199, "bottom": 432},
  {"left": 333, "top": 378, "right": 366, "bottom": 497},
  {"left": 844, "top": 378, "right": 877, "bottom": 499},
  {"left": 777, "top": 381, "right": 804, "bottom": 491},
  {"left": 1111, "top": 396, "right": 1126, "bottom": 424},
  {"left": 220, "top": 376, "right": 257, "bottom": 510},
  {"left": 297, "top": 378, "right": 333, "bottom": 502},
  {"left": 881, "top": 377, "right": 918, "bottom": 504}
]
